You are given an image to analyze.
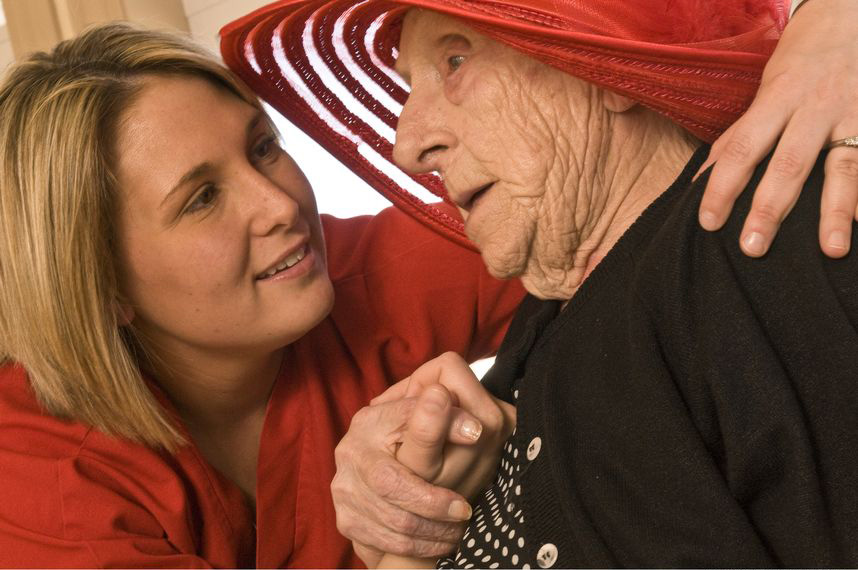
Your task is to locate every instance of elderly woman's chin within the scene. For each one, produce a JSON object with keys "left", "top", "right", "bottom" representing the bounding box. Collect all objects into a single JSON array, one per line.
[{"left": 472, "top": 231, "right": 583, "bottom": 301}]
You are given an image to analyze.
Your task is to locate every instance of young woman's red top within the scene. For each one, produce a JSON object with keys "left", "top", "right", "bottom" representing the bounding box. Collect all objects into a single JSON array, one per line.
[{"left": 0, "top": 206, "right": 524, "bottom": 568}]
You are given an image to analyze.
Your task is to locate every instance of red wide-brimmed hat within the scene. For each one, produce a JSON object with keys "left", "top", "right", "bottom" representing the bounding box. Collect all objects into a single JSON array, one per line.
[{"left": 220, "top": 0, "right": 786, "bottom": 249}]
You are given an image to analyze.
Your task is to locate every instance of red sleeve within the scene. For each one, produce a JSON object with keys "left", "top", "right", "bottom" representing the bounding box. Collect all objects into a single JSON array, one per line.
[
  {"left": 323, "top": 205, "right": 525, "bottom": 381},
  {"left": 0, "top": 449, "right": 214, "bottom": 569},
  {"left": 0, "top": 366, "right": 232, "bottom": 569}
]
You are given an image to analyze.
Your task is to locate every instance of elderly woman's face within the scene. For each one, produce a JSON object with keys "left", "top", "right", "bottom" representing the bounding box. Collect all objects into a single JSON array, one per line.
[
  {"left": 114, "top": 76, "right": 334, "bottom": 358},
  {"left": 394, "top": 11, "right": 616, "bottom": 298}
]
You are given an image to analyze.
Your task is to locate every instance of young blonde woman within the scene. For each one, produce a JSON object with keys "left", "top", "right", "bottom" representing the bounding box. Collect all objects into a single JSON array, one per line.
[{"left": 0, "top": 24, "right": 522, "bottom": 568}]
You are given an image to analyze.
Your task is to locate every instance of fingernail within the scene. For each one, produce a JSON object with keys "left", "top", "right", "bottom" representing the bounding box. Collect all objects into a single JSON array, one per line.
[
  {"left": 828, "top": 230, "right": 849, "bottom": 252},
  {"left": 460, "top": 418, "right": 483, "bottom": 441},
  {"left": 422, "top": 386, "right": 448, "bottom": 411},
  {"left": 448, "top": 500, "right": 472, "bottom": 521},
  {"left": 699, "top": 210, "right": 719, "bottom": 231},
  {"left": 742, "top": 231, "right": 767, "bottom": 256}
]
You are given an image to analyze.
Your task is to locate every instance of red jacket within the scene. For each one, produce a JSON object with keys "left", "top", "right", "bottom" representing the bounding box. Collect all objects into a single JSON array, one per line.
[{"left": 0, "top": 207, "right": 524, "bottom": 568}]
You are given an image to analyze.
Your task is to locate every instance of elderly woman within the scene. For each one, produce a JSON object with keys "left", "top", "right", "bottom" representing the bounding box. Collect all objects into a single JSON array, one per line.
[{"left": 222, "top": 0, "right": 858, "bottom": 567}]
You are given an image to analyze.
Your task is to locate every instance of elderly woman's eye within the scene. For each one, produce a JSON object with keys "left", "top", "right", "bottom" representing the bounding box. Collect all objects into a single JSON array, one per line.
[
  {"left": 185, "top": 184, "right": 219, "bottom": 215},
  {"left": 448, "top": 55, "right": 466, "bottom": 72},
  {"left": 253, "top": 136, "right": 281, "bottom": 161}
]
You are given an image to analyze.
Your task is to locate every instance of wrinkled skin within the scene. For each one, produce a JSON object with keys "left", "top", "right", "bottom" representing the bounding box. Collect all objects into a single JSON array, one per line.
[
  {"left": 333, "top": 8, "right": 696, "bottom": 566},
  {"left": 392, "top": 11, "right": 696, "bottom": 300},
  {"left": 334, "top": 0, "right": 858, "bottom": 563},
  {"left": 332, "top": 353, "right": 514, "bottom": 567}
]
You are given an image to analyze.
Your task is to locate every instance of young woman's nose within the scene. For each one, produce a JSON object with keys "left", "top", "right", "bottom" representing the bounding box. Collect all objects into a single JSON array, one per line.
[
  {"left": 392, "top": 91, "right": 457, "bottom": 175},
  {"left": 243, "top": 169, "right": 301, "bottom": 236}
]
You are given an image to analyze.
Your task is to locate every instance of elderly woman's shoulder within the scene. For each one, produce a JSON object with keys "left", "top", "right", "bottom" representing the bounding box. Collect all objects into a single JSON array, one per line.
[
  {"left": 634, "top": 148, "right": 858, "bottom": 342},
  {"left": 648, "top": 150, "right": 849, "bottom": 278}
]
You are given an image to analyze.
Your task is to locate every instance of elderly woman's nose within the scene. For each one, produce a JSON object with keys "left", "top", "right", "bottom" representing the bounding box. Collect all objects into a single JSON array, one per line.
[{"left": 393, "top": 102, "right": 456, "bottom": 174}]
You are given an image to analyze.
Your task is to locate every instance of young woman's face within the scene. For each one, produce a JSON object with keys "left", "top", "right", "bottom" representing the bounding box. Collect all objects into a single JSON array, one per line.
[{"left": 114, "top": 76, "right": 334, "bottom": 358}]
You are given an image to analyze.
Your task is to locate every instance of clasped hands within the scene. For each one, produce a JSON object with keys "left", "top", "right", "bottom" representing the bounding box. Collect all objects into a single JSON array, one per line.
[{"left": 331, "top": 352, "right": 514, "bottom": 567}]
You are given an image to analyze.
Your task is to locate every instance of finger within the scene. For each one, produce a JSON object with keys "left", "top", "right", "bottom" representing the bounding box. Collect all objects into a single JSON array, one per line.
[
  {"left": 362, "top": 456, "right": 472, "bottom": 521},
  {"left": 398, "top": 385, "right": 454, "bottom": 481},
  {"left": 447, "top": 407, "right": 484, "bottom": 444},
  {"left": 699, "top": 89, "right": 794, "bottom": 231},
  {"left": 348, "top": 522, "right": 461, "bottom": 559},
  {"left": 820, "top": 146, "right": 858, "bottom": 257},
  {"left": 342, "top": 497, "right": 467, "bottom": 544},
  {"left": 695, "top": 122, "right": 738, "bottom": 180},
  {"left": 353, "top": 542, "right": 384, "bottom": 568},
  {"left": 406, "top": 353, "right": 500, "bottom": 429},
  {"left": 738, "top": 113, "right": 830, "bottom": 257},
  {"left": 371, "top": 377, "right": 412, "bottom": 406}
]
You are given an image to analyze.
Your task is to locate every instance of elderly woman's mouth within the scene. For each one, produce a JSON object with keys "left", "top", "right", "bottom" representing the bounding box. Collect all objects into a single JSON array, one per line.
[{"left": 460, "top": 182, "right": 495, "bottom": 212}]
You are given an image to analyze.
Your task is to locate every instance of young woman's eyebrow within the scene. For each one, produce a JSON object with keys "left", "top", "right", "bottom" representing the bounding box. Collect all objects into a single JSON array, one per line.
[
  {"left": 159, "top": 110, "right": 267, "bottom": 209},
  {"left": 160, "top": 161, "right": 214, "bottom": 209}
]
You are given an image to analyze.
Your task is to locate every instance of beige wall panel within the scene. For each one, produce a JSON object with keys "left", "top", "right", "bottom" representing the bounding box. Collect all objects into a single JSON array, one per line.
[
  {"left": 3, "top": 0, "right": 62, "bottom": 58},
  {"left": 182, "top": 0, "right": 223, "bottom": 18},
  {"left": 185, "top": 0, "right": 272, "bottom": 56},
  {"left": 55, "top": 0, "right": 124, "bottom": 37},
  {"left": 0, "top": 31, "right": 14, "bottom": 74},
  {"left": 122, "top": 0, "right": 189, "bottom": 32}
]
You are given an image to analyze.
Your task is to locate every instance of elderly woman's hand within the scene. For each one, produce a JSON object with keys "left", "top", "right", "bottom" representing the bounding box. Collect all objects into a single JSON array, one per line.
[
  {"left": 391, "top": 353, "right": 515, "bottom": 499},
  {"left": 371, "top": 353, "right": 515, "bottom": 569},
  {"left": 698, "top": 0, "right": 858, "bottom": 258},
  {"left": 331, "top": 354, "right": 508, "bottom": 567}
]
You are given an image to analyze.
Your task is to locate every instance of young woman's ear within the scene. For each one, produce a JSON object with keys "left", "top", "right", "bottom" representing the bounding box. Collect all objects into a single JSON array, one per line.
[
  {"left": 603, "top": 90, "right": 638, "bottom": 113},
  {"left": 114, "top": 299, "right": 135, "bottom": 327}
]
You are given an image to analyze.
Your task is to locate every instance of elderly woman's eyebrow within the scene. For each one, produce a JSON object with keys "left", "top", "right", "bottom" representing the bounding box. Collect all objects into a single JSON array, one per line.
[
  {"left": 438, "top": 33, "right": 471, "bottom": 50},
  {"left": 394, "top": 31, "right": 473, "bottom": 85}
]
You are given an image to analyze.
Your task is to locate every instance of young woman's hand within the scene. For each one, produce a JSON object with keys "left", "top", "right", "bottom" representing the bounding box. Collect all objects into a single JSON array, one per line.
[
  {"left": 698, "top": 0, "right": 858, "bottom": 258},
  {"left": 392, "top": 352, "right": 515, "bottom": 502}
]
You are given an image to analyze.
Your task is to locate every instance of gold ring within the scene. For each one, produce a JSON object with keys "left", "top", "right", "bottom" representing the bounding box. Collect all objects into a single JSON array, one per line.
[{"left": 827, "top": 136, "right": 858, "bottom": 149}]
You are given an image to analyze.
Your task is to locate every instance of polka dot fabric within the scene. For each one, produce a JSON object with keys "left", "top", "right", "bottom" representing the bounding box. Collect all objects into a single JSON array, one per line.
[{"left": 438, "top": 389, "right": 535, "bottom": 569}]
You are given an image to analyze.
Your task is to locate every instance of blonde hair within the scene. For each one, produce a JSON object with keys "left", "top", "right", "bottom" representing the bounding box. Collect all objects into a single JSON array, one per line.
[{"left": 0, "top": 23, "right": 261, "bottom": 449}]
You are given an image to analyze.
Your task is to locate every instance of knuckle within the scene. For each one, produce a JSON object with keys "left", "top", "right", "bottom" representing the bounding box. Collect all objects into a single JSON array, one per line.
[
  {"left": 824, "top": 204, "right": 855, "bottom": 223},
  {"left": 769, "top": 150, "right": 805, "bottom": 180},
  {"left": 367, "top": 461, "right": 405, "bottom": 500},
  {"left": 410, "top": 422, "right": 443, "bottom": 446},
  {"left": 721, "top": 133, "right": 755, "bottom": 164},
  {"left": 349, "top": 406, "right": 372, "bottom": 429},
  {"left": 385, "top": 534, "right": 415, "bottom": 557},
  {"left": 437, "top": 351, "right": 462, "bottom": 366},
  {"left": 335, "top": 511, "right": 354, "bottom": 536},
  {"left": 827, "top": 156, "right": 858, "bottom": 182},
  {"left": 336, "top": 509, "right": 362, "bottom": 540},
  {"left": 481, "top": 405, "right": 505, "bottom": 433},
  {"left": 760, "top": 71, "right": 792, "bottom": 100},
  {"left": 387, "top": 508, "right": 421, "bottom": 535},
  {"left": 414, "top": 539, "right": 455, "bottom": 559},
  {"left": 333, "top": 440, "right": 350, "bottom": 467},
  {"left": 750, "top": 201, "right": 783, "bottom": 226},
  {"left": 701, "top": 181, "right": 738, "bottom": 205}
]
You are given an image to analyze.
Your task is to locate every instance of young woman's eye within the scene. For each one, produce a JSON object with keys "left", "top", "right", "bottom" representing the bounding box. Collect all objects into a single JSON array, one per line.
[
  {"left": 447, "top": 55, "right": 466, "bottom": 72},
  {"left": 253, "top": 136, "right": 281, "bottom": 161},
  {"left": 185, "top": 184, "right": 218, "bottom": 214}
]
